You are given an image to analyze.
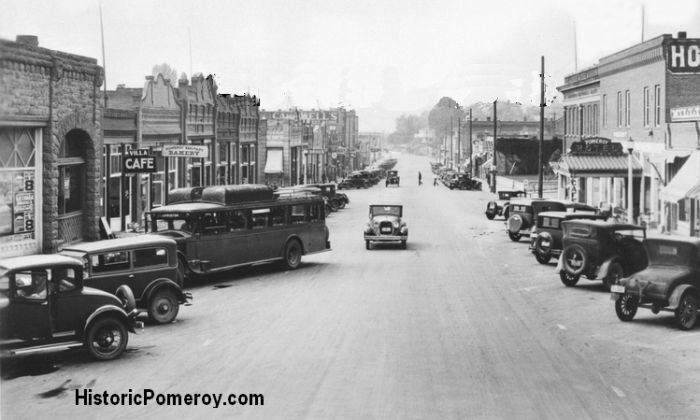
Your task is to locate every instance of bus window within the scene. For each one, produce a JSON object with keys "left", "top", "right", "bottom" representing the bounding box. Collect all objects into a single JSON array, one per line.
[
  {"left": 202, "top": 212, "right": 226, "bottom": 235},
  {"left": 271, "top": 206, "right": 287, "bottom": 226},
  {"left": 309, "top": 204, "right": 321, "bottom": 221},
  {"left": 291, "top": 205, "right": 306, "bottom": 224},
  {"left": 227, "top": 210, "right": 247, "bottom": 231},
  {"left": 251, "top": 208, "right": 270, "bottom": 229}
]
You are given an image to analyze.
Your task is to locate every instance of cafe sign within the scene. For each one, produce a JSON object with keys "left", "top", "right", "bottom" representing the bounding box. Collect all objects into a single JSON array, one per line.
[
  {"left": 162, "top": 145, "right": 210, "bottom": 158},
  {"left": 670, "top": 105, "right": 700, "bottom": 122},
  {"left": 123, "top": 149, "right": 157, "bottom": 173}
]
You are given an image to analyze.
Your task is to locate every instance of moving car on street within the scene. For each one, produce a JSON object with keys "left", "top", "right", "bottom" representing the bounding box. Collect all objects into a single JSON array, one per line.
[
  {"left": 448, "top": 173, "right": 481, "bottom": 190},
  {"left": 557, "top": 220, "right": 647, "bottom": 289},
  {"left": 612, "top": 236, "right": 700, "bottom": 330},
  {"left": 60, "top": 235, "right": 192, "bottom": 324},
  {"left": 485, "top": 190, "right": 527, "bottom": 220},
  {"left": 529, "top": 211, "right": 607, "bottom": 264},
  {"left": 385, "top": 170, "right": 400, "bottom": 187},
  {"left": 364, "top": 204, "right": 408, "bottom": 250},
  {"left": 0, "top": 254, "right": 142, "bottom": 360},
  {"left": 146, "top": 184, "right": 331, "bottom": 279}
]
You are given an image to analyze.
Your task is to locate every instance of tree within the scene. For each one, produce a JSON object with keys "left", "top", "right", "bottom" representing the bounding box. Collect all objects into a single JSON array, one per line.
[
  {"left": 152, "top": 63, "right": 178, "bottom": 82},
  {"left": 428, "top": 97, "right": 464, "bottom": 145}
]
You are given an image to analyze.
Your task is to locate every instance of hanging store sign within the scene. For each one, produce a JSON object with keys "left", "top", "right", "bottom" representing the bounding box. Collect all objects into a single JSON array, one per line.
[
  {"left": 123, "top": 149, "right": 157, "bottom": 173},
  {"left": 668, "top": 39, "right": 700, "bottom": 73},
  {"left": 670, "top": 105, "right": 700, "bottom": 122},
  {"left": 162, "top": 144, "right": 210, "bottom": 158}
]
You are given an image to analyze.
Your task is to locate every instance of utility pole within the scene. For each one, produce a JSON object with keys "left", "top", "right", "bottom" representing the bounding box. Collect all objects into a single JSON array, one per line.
[
  {"left": 492, "top": 99, "right": 497, "bottom": 193},
  {"left": 450, "top": 116, "right": 454, "bottom": 168},
  {"left": 457, "top": 106, "right": 461, "bottom": 170},
  {"left": 469, "top": 108, "right": 473, "bottom": 177},
  {"left": 538, "top": 55, "right": 545, "bottom": 198}
]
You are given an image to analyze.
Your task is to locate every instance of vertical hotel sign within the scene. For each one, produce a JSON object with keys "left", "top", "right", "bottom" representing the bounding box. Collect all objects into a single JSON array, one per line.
[{"left": 667, "top": 38, "right": 700, "bottom": 73}]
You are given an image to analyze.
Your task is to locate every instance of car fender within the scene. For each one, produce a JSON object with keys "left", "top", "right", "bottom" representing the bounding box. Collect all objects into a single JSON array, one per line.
[
  {"left": 555, "top": 253, "right": 564, "bottom": 273},
  {"left": 597, "top": 257, "right": 622, "bottom": 280},
  {"left": 144, "top": 279, "right": 189, "bottom": 304},
  {"left": 668, "top": 284, "right": 698, "bottom": 310},
  {"left": 280, "top": 234, "right": 305, "bottom": 256},
  {"left": 83, "top": 305, "right": 132, "bottom": 335}
]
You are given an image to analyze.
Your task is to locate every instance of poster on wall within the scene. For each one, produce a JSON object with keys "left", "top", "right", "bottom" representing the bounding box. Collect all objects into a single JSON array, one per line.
[{"left": 0, "top": 170, "right": 35, "bottom": 241}]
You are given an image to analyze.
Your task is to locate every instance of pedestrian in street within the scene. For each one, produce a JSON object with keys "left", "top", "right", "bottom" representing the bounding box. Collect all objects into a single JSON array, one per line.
[
  {"left": 433, "top": 177, "right": 438, "bottom": 186},
  {"left": 418, "top": 171, "right": 422, "bottom": 186}
]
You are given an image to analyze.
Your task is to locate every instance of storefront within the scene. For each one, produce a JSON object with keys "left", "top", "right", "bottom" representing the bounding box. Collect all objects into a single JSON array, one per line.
[
  {"left": 0, "top": 127, "right": 42, "bottom": 257},
  {"left": 660, "top": 150, "right": 700, "bottom": 236}
]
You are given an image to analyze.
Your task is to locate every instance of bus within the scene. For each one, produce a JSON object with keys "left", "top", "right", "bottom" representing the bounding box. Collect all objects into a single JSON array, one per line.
[{"left": 145, "top": 184, "right": 331, "bottom": 278}]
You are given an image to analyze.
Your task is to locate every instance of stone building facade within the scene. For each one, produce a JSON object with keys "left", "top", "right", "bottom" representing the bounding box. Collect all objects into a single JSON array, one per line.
[{"left": 0, "top": 35, "right": 103, "bottom": 256}]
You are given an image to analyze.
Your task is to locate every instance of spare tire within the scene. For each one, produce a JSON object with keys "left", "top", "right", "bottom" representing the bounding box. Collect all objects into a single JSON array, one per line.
[
  {"left": 115, "top": 285, "right": 136, "bottom": 313},
  {"left": 562, "top": 244, "right": 588, "bottom": 276},
  {"left": 535, "top": 232, "right": 553, "bottom": 263},
  {"left": 507, "top": 215, "right": 523, "bottom": 234}
]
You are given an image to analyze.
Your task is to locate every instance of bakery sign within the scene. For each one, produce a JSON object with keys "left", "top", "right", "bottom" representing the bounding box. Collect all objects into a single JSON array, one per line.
[
  {"left": 668, "top": 39, "right": 700, "bottom": 73},
  {"left": 670, "top": 105, "right": 700, "bottom": 122}
]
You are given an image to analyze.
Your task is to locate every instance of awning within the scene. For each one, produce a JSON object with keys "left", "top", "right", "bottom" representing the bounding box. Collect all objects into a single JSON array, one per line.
[
  {"left": 556, "top": 154, "right": 642, "bottom": 177},
  {"left": 264, "top": 148, "right": 283, "bottom": 174},
  {"left": 660, "top": 150, "right": 700, "bottom": 201}
]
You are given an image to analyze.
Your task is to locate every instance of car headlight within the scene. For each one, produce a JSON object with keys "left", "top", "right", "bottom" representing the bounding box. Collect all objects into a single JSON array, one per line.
[{"left": 393, "top": 221, "right": 400, "bottom": 228}]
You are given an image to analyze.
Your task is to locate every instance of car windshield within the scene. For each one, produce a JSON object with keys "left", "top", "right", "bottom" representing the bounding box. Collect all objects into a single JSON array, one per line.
[
  {"left": 498, "top": 191, "right": 519, "bottom": 199},
  {"left": 612, "top": 228, "right": 646, "bottom": 241},
  {"left": 370, "top": 206, "right": 402, "bottom": 217},
  {"left": 645, "top": 241, "right": 697, "bottom": 267}
]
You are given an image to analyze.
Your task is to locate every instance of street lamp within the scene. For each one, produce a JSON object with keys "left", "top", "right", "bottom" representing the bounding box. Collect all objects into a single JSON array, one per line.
[
  {"left": 627, "top": 138, "right": 634, "bottom": 223},
  {"left": 303, "top": 149, "right": 308, "bottom": 185}
]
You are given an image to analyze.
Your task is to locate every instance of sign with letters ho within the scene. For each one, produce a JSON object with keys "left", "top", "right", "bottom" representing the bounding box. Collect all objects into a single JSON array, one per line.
[
  {"left": 123, "top": 149, "right": 157, "bottom": 173},
  {"left": 667, "top": 39, "right": 700, "bottom": 73}
]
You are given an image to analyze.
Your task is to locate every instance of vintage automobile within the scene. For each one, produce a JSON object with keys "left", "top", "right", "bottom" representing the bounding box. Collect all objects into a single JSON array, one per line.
[
  {"left": 611, "top": 236, "right": 700, "bottom": 330},
  {"left": 364, "top": 204, "right": 408, "bottom": 250},
  {"left": 484, "top": 190, "right": 527, "bottom": 220},
  {"left": 386, "top": 170, "right": 400, "bottom": 187},
  {"left": 60, "top": 235, "right": 192, "bottom": 324},
  {"left": 448, "top": 173, "right": 481, "bottom": 190},
  {"left": 338, "top": 172, "right": 369, "bottom": 189},
  {"left": 0, "top": 254, "right": 143, "bottom": 360},
  {"left": 529, "top": 211, "right": 607, "bottom": 264},
  {"left": 285, "top": 184, "right": 349, "bottom": 211},
  {"left": 505, "top": 198, "right": 569, "bottom": 242},
  {"left": 556, "top": 220, "right": 648, "bottom": 289}
]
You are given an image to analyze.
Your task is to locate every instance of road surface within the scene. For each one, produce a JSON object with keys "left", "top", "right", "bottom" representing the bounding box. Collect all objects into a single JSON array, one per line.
[{"left": 2, "top": 153, "right": 699, "bottom": 419}]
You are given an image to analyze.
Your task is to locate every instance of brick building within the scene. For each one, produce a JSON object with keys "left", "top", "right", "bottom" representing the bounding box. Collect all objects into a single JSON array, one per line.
[
  {"left": 0, "top": 36, "right": 103, "bottom": 256},
  {"left": 556, "top": 32, "right": 700, "bottom": 235}
]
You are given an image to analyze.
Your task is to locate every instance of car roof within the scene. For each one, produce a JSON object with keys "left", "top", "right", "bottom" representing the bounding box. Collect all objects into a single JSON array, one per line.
[
  {"left": 644, "top": 235, "right": 700, "bottom": 248},
  {"left": 509, "top": 197, "right": 549, "bottom": 205},
  {"left": 62, "top": 234, "right": 176, "bottom": 253},
  {"left": 561, "top": 219, "right": 643, "bottom": 230},
  {"left": 538, "top": 211, "right": 601, "bottom": 220},
  {"left": 150, "top": 202, "right": 223, "bottom": 212},
  {"left": 369, "top": 204, "right": 403, "bottom": 208},
  {"left": 0, "top": 254, "right": 82, "bottom": 271}
]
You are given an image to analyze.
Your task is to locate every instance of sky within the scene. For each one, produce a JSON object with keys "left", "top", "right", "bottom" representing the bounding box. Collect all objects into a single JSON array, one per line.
[{"left": 2, "top": 0, "right": 699, "bottom": 132}]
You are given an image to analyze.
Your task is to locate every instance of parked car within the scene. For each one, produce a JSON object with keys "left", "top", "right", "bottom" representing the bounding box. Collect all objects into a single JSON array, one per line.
[
  {"left": 60, "top": 235, "right": 192, "bottom": 324},
  {"left": 505, "top": 198, "right": 568, "bottom": 242},
  {"left": 484, "top": 190, "right": 527, "bottom": 220},
  {"left": 290, "top": 183, "right": 349, "bottom": 211},
  {"left": 529, "top": 211, "right": 607, "bottom": 264},
  {"left": 386, "top": 170, "right": 400, "bottom": 187},
  {"left": 448, "top": 173, "right": 481, "bottom": 190},
  {"left": 556, "top": 220, "right": 648, "bottom": 289},
  {"left": 363, "top": 204, "right": 408, "bottom": 250},
  {"left": 338, "top": 172, "right": 369, "bottom": 189},
  {"left": 611, "top": 236, "right": 700, "bottom": 330},
  {"left": 0, "top": 254, "right": 143, "bottom": 360}
]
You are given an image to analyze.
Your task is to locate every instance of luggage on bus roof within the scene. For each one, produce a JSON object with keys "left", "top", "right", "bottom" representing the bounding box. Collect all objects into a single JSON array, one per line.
[{"left": 168, "top": 184, "right": 275, "bottom": 205}]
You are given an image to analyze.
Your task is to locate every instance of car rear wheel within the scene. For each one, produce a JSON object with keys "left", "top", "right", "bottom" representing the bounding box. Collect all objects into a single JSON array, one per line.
[
  {"left": 559, "top": 271, "right": 580, "bottom": 287},
  {"left": 365, "top": 240, "right": 371, "bottom": 250},
  {"left": 282, "top": 239, "right": 302, "bottom": 270},
  {"left": 675, "top": 292, "right": 698, "bottom": 330},
  {"left": 535, "top": 251, "right": 551, "bottom": 264},
  {"left": 508, "top": 231, "right": 521, "bottom": 242},
  {"left": 486, "top": 212, "right": 495, "bottom": 220},
  {"left": 534, "top": 235, "right": 552, "bottom": 264},
  {"left": 85, "top": 316, "right": 129, "bottom": 361},
  {"left": 401, "top": 240, "right": 406, "bottom": 250},
  {"left": 615, "top": 293, "right": 638, "bottom": 322},
  {"left": 148, "top": 289, "right": 179, "bottom": 324}
]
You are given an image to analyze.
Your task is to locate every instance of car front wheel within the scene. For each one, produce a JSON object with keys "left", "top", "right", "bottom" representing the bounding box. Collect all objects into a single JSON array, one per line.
[
  {"left": 148, "top": 289, "right": 179, "bottom": 324},
  {"left": 559, "top": 271, "right": 580, "bottom": 287},
  {"left": 603, "top": 262, "right": 624, "bottom": 290},
  {"left": 85, "top": 316, "right": 129, "bottom": 361},
  {"left": 401, "top": 240, "right": 406, "bottom": 250},
  {"left": 675, "top": 292, "right": 698, "bottom": 330},
  {"left": 365, "top": 240, "right": 371, "bottom": 250},
  {"left": 508, "top": 231, "right": 521, "bottom": 242},
  {"left": 486, "top": 212, "right": 495, "bottom": 220},
  {"left": 615, "top": 293, "right": 638, "bottom": 321}
]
